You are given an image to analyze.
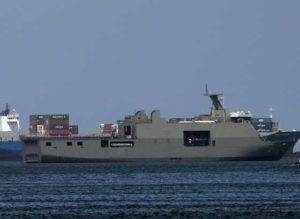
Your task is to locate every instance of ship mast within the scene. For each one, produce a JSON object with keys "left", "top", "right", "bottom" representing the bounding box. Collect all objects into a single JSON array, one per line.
[
  {"left": 204, "top": 85, "right": 227, "bottom": 121},
  {"left": 204, "top": 84, "right": 224, "bottom": 110},
  {"left": 0, "top": 104, "right": 10, "bottom": 116},
  {"left": 269, "top": 107, "right": 273, "bottom": 119}
]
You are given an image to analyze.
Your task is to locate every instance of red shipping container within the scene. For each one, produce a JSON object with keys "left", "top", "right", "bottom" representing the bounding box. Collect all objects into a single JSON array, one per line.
[
  {"left": 30, "top": 119, "right": 47, "bottom": 125},
  {"left": 69, "top": 130, "right": 79, "bottom": 135},
  {"left": 48, "top": 130, "right": 70, "bottom": 136},
  {"left": 47, "top": 119, "right": 69, "bottom": 125}
]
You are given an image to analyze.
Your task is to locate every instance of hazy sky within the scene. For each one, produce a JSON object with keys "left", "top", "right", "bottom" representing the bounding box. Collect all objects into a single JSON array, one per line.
[{"left": 1, "top": 1, "right": 300, "bottom": 150}]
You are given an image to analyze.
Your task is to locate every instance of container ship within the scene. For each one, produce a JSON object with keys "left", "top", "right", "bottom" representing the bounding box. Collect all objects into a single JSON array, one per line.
[
  {"left": 29, "top": 114, "right": 78, "bottom": 136},
  {"left": 21, "top": 87, "right": 300, "bottom": 163},
  {"left": 0, "top": 104, "right": 22, "bottom": 160}
]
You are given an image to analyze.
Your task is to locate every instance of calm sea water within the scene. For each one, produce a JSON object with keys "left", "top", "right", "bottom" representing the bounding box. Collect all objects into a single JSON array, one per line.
[{"left": 0, "top": 160, "right": 300, "bottom": 218}]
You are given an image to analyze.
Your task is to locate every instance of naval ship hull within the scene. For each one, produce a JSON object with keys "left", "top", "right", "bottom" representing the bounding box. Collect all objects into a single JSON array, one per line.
[
  {"left": 23, "top": 139, "right": 296, "bottom": 163},
  {"left": 21, "top": 124, "right": 300, "bottom": 163}
]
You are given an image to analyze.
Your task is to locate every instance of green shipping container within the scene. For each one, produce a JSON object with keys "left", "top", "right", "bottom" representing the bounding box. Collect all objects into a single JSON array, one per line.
[
  {"left": 49, "top": 114, "right": 69, "bottom": 120},
  {"left": 30, "top": 115, "right": 49, "bottom": 120}
]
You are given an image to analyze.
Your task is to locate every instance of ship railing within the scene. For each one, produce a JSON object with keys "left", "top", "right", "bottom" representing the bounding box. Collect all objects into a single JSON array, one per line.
[
  {"left": 21, "top": 132, "right": 131, "bottom": 140},
  {"left": 21, "top": 132, "right": 102, "bottom": 139}
]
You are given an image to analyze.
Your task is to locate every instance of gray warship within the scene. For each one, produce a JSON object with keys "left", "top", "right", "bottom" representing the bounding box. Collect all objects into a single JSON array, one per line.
[{"left": 21, "top": 87, "right": 300, "bottom": 163}]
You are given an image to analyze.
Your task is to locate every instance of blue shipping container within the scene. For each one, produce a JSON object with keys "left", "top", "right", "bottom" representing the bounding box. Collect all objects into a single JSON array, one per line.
[{"left": 48, "top": 124, "right": 69, "bottom": 130}]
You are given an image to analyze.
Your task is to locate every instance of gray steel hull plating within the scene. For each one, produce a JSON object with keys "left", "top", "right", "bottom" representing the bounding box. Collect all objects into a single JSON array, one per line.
[{"left": 21, "top": 134, "right": 298, "bottom": 163}]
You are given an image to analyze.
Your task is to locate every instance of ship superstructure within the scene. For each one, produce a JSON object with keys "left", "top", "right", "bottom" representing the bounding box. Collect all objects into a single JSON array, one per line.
[
  {"left": 21, "top": 88, "right": 300, "bottom": 163},
  {"left": 0, "top": 104, "right": 22, "bottom": 160}
]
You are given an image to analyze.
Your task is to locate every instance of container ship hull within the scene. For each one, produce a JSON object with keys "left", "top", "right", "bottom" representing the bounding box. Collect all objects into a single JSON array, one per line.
[{"left": 0, "top": 141, "right": 22, "bottom": 160}]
